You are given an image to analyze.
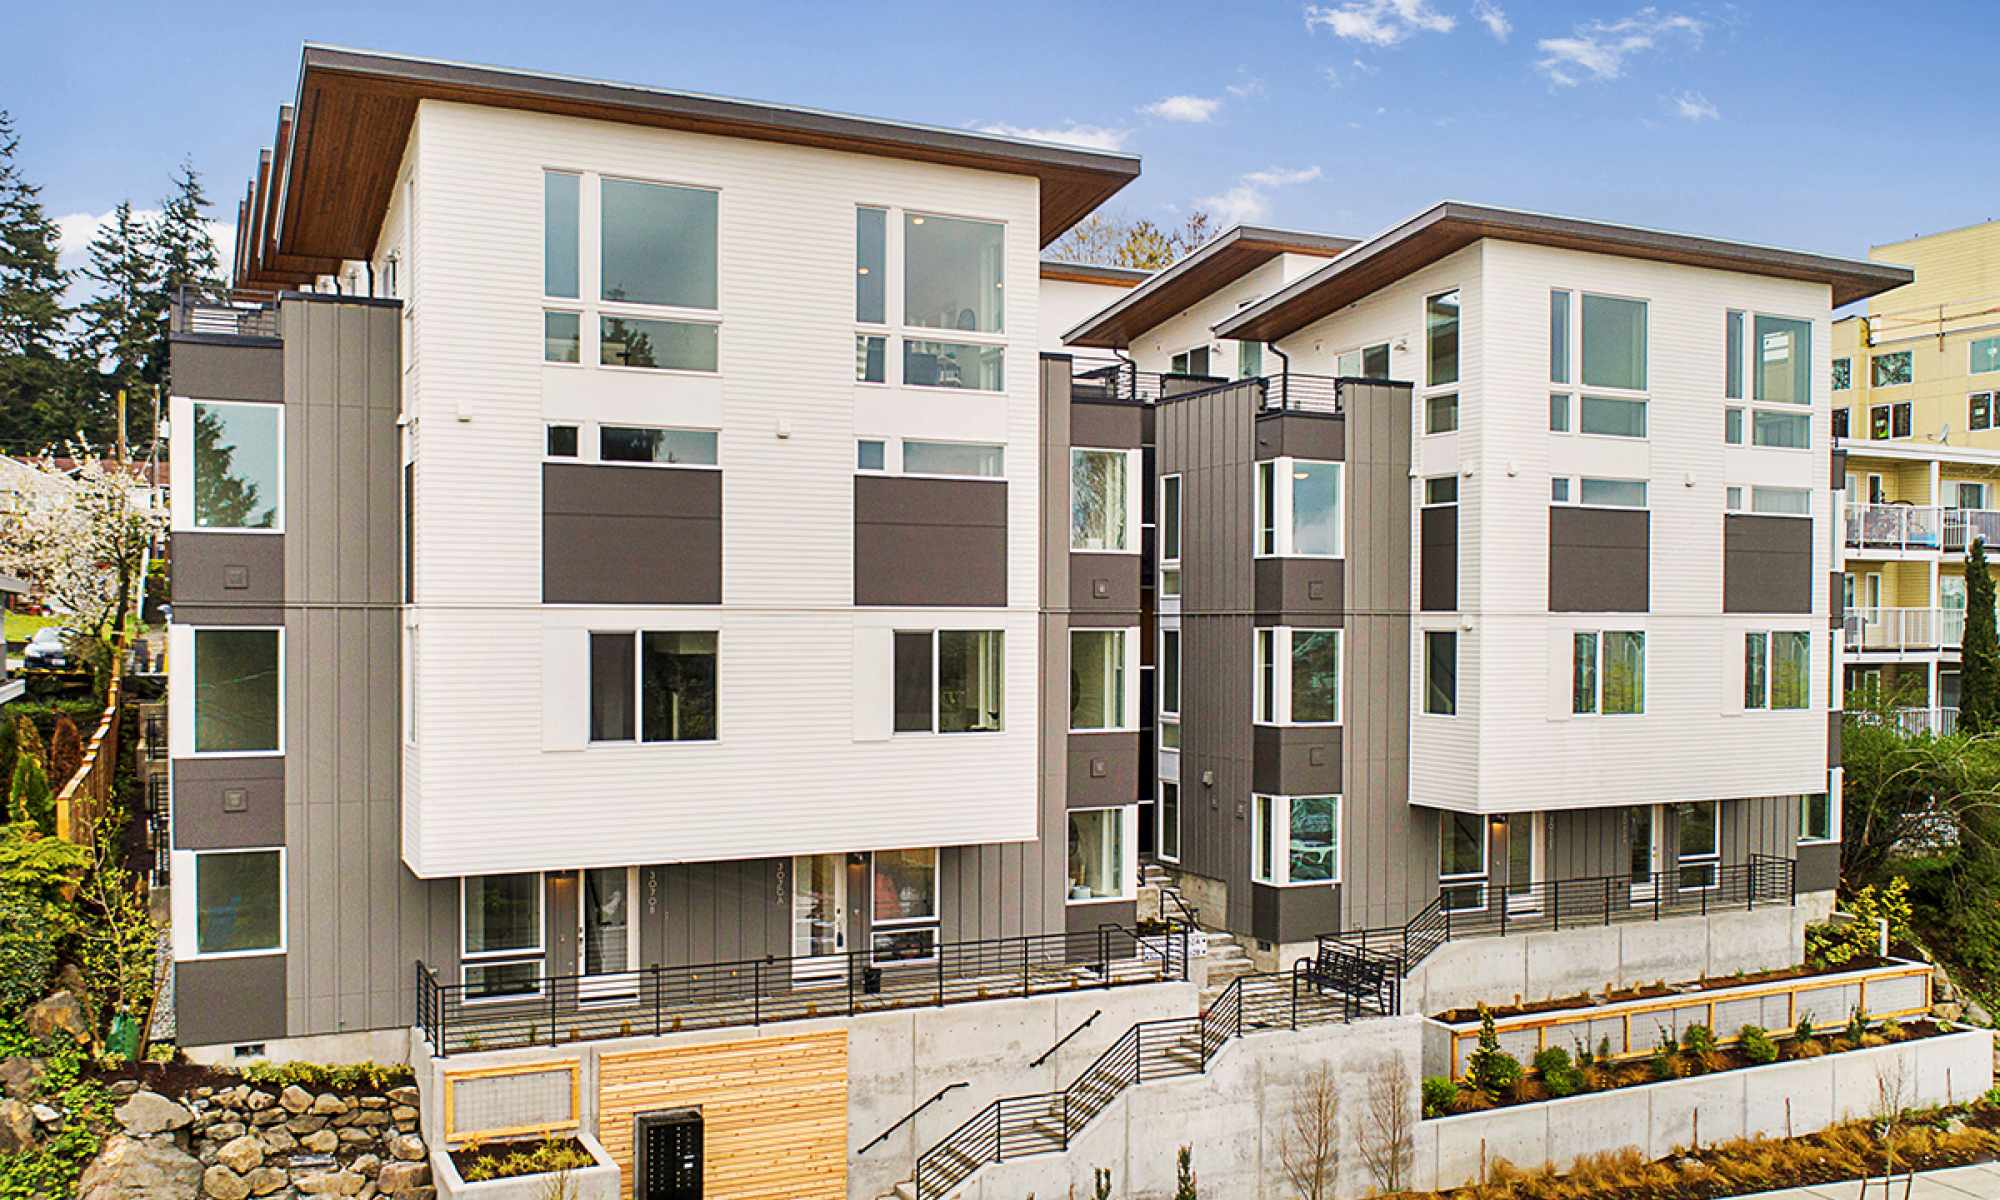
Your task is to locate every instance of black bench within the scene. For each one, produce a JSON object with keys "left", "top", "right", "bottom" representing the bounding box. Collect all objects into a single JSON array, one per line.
[{"left": 1295, "top": 943, "right": 1394, "bottom": 1012}]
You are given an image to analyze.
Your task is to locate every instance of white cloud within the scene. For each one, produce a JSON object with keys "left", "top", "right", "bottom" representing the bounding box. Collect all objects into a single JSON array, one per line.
[
  {"left": 1198, "top": 166, "right": 1324, "bottom": 225},
  {"left": 974, "top": 122, "right": 1131, "bottom": 152},
  {"left": 54, "top": 207, "right": 237, "bottom": 281},
  {"left": 1670, "top": 90, "right": 1720, "bottom": 121},
  {"left": 1142, "top": 94, "right": 1224, "bottom": 124},
  {"left": 1304, "top": 0, "right": 1455, "bottom": 46},
  {"left": 1536, "top": 7, "right": 1706, "bottom": 87},
  {"left": 1472, "top": 0, "right": 1512, "bottom": 41},
  {"left": 1225, "top": 77, "right": 1267, "bottom": 99},
  {"left": 1323, "top": 65, "right": 1342, "bottom": 87}
]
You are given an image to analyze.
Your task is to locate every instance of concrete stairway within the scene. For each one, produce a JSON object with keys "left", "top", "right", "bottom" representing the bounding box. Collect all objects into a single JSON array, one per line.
[{"left": 1200, "top": 929, "right": 1255, "bottom": 1007}]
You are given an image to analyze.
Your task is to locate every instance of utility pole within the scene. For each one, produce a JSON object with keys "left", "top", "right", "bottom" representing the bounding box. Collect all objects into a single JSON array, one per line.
[{"left": 115, "top": 388, "right": 128, "bottom": 462}]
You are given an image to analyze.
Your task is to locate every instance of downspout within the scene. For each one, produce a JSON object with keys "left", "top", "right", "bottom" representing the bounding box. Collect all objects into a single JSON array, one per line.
[{"left": 1269, "top": 341, "right": 1292, "bottom": 411}]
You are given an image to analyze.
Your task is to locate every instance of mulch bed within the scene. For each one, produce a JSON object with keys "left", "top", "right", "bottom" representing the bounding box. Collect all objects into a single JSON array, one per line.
[{"left": 1434, "top": 957, "right": 1902, "bottom": 1024}]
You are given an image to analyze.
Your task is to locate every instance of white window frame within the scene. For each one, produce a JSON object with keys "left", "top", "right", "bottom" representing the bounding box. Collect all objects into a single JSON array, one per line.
[
  {"left": 1798, "top": 789, "right": 1839, "bottom": 846},
  {"left": 1552, "top": 477, "right": 1648, "bottom": 510},
  {"left": 1157, "top": 780, "right": 1182, "bottom": 865},
  {"left": 856, "top": 438, "right": 888, "bottom": 473},
  {"left": 577, "top": 171, "right": 724, "bottom": 378},
  {"left": 898, "top": 438, "right": 1006, "bottom": 480},
  {"left": 1438, "top": 810, "right": 1489, "bottom": 911},
  {"left": 1159, "top": 473, "right": 1183, "bottom": 599},
  {"left": 1158, "top": 625, "right": 1181, "bottom": 750},
  {"left": 1169, "top": 345, "right": 1213, "bottom": 376},
  {"left": 1722, "top": 309, "right": 1815, "bottom": 452},
  {"left": 1871, "top": 350, "right": 1914, "bottom": 388},
  {"left": 853, "top": 204, "right": 1010, "bottom": 392},
  {"left": 893, "top": 629, "right": 1005, "bottom": 736},
  {"left": 171, "top": 847, "right": 288, "bottom": 961},
  {"left": 539, "top": 421, "right": 722, "bottom": 469},
  {"left": 1974, "top": 336, "right": 2000, "bottom": 377},
  {"left": 459, "top": 872, "right": 547, "bottom": 1003},
  {"left": 1251, "top": 793, "right": 1342, "bottom": 887},
  {"left": 1676, "top": 802, "right": 1722, "bottom": 891},
  {"left": 868, "top": 847, "right": 941, "bottom": 966},
  {"left": 1253, "top": 457, "right": 1344, "bottom": 559},
  {"left": 1424, "top": 288, "right": 1461, "bottom": 389},
  {"left": 1069, "top": 628, "right": 1137, "bottom": 732},
  {"left": 177, "top": 397, "right": 285, "bottom": 534},
  {"left": 1423, "top": 629, "right": 1457, "bottom": 717},
  {"left": 1572, "top": 629, "right": 1645, "bottom": 717},
  {"left": 1070, "top": 447, "right": 1142, "bottom": 554},
  {"left": 586, "top": 629, "right": 722, "bottom": 745},
  {"left": 184, "top": 625, "right": 286, "bottom": 758},
  {"left": 1065, "top": 805, "right": 1138, "bottom": 905},
  {"left": 1254, "top": 626, "right": 1342, "bottom": 727}
]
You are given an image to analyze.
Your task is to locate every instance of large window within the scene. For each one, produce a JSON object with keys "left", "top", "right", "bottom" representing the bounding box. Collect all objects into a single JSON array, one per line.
[
  {"left": 1746, "top": 631, "right": 1811, "bottom": 710},
  {"left": 588, "top": 631, "right": 718, "bottom": 743},
  {"left": 1754, "top": 316, "right": 1811, "bottom": 405},
  {"left": 600, "top": 179, "right": 718, "bottom": 309},
  {"left": 1676, "top": 802, "right": 1720, "bottom": 889},
  {"left": 870, "top": 848, "right": 939, "bottom": 964},
  {"left": 1159, "top": 627, "right": 1181, "bottom": 749},
  {"left": 1252, "top": 794, "right": 1340, "bottom": 885},
  {"left": 1439, "top": 810, "right": 1486, "bottom": 910},
  {"left": 191, "top": 401, "right": 282, "bottom": 530},
  {"left": 856, "top": 207, "right": 1006, "bottom": 388},
  {"left": 1872, "top": 351, "right": 1913, "bottom": 387},
  {"left": 599, "top": 315, "right": 718, "bottom": 373},
  {"left": 462, "top": 873, "right": 544, "bottom": 1000},
  {"left": 1580, "top": 395, "right": 1646, "bottom": 438},
  {"left": 1974, "top": 336, "right": 2000, "bottom": 377},
  {"left": 1159, "top": 474, "right": 1183, "bottom": 598},
  {"left": 1071, "top": 449, "right": 1134, "bottom": 551},
  {"left": 1067, "top": 808, "right": 1129, "bottom": 902},
  {"left": 1254, "top": 458, "right": 1344, "bottom": 557},
  {"left": 1070, "top": 630, "right": 1129, "bottom": 731},
  {"left": 193, "top": 628, "right": 281, "bottom": 754},
  {"left": 193, "top": 849, "right": 283, "bottom": 957},
  {"left": 1581, "top": 294, "right": 1647, "bottom": 391},
  {"left": 905, "top": 213, "right": 1003, "bottom": 334},
  {"left": 894, "top": 630, "right": 1003, "bottom": 733},
  {"left": 1255, "top": 627, "right": 1341, "bottom": 725},
  {"left": 904, "top": 340, "right": 1003, "bottom": 391},
  {"left": 600, "top": 426, "right": 718, "bottom": 466},
  {"left": 1798, "top": 792, "right": 1835, "bottom": 844},
  {"left": 1424, "top": 630, "right": 1457, "bottom": 716},
  {"left": 1573, "top": 630, "right": 1644, "bottom": 715},
  {"left": 1426, "top": 290, "right": 1460, "bottom": 387}
]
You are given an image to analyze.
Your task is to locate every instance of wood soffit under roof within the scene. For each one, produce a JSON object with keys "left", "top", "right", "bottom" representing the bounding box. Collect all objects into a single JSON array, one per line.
[
  {"left": 237, "top": 46, "right": 1140, "bottom": 291},
  {"left": 1215, "top": 202, "right": 1917, "bottom": 345},
  {"left": 1060, "top": 226, "right": 1358, "bottom": 350}
]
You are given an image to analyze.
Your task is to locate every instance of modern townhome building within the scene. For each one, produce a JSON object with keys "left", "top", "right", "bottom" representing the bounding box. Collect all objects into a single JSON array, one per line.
[
  {"left": 1832, "top": 218, "right": 2000, "bottom": 731},
  {"left": 1064, "top": 202, "right": 1912, "bottom": 975}
]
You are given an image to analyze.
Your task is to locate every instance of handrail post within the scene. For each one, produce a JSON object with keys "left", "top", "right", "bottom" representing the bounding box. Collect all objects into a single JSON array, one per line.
[
  {"left": 937, "top": 945, "right": 946, "bottom": 1007},
  {"left": 1552, "top": 878, "right": 1561, "bottom": 932},
  {"left": 754, "top": 958, "right": 762, "bottom": 1026},
  {"left": 1654, "top": 873, "right": 1662, "bottom": 922},
  {"left": 548, "top": 973, "right": 558, "bottom": 1047},
  {"left": 1603, "top": 876, "right": 1612, "bottom": 926},
  {"left": 1021, "top": 935, "right": 1029, "bottom": 998},
  {"left": 654, "top": 965, "right": 663, "bottom": 1037},
  {"left": 1747, "top": 861, "right": 1757, "bottom": 911}
]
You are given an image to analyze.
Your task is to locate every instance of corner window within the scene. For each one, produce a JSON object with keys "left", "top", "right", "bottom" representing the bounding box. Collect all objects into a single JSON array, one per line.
[
  {"left": 1425, "top": 290, "right": 1460, "bottom": 387},
  {"left": 1581, "top": 294, "right": 1647, "bottom": 391},
  {"left": 192, "top": 628, "right": 281, "bottom": 754},
  {"left": 599, "top": 315, "right": 718, "bottom": 373},
  {"left": 600, "top": 179, "right": 718, "bottom": 309},
  {"left": 191, "top": 400, "right": 282, "bottom": 531},
  {"left": 1676, "top": 801, "right": 1720, "bottom": 889},
  {"left": 588, "top": 631, "right": 719, "bottom": 743},
  {"left": 1549, "top": 290, "right": 1570, "bottom": 384},
  {"left": 1069, "top": 629, "right": 1130, "bottom": 731},
  {"left": 1252, "top": 795, "right": 1340, "bottom": 885},
  {"left": 543, "top": 171, "right": 579, "bottom": 300},
  {"left": 1573, "top": 630, "right": 1644, "bottom": 715},
  {"left": 543, "top": 311, "right": 581, "bottom": 363},
  {"left": 1255, "top": 626, "right": 1341, "bottom": 725},
  {"left": 1424, "top": 630, "right": 1457, "bottom": 716},
  {"left": 1256, "top": 458, "right": 1344, "bottom": 557},
  {"left": 902, "top": 440, "right": 1003, "bottom": 477},
  {"left": 1071, "top": 449, "right": 1135, "bottom": 551},
  {"left": 1798, "top": 792, "right": 1835, "bottom": 844},
  {"left": 1159, "top": 627, "right": 1181, "bottom": 749},
  {"left": 462, "top": 873, "right": 544, "bottom": 1000},
  {"left": 870, "top": 848, "right": 939, "bottom": 964},
  {"left": 1159, "top": 474, "right": 1183, "bottom": 598},
  {"left": 1067, "top": 808, "right": 1130, "bottom": 902},
  {"left": 1871, "top": 351, "right": 1913, "bottom": 387},
  {"left": 600, "top": 426, "right": 718, "bottom": 466},
  {"left": 1439, "top": 810, "right": 1487, "bottom": 910},
  {"left": 1974, "top": 337, "right": 2000, "bottom": 376},
  {"left": 904, "top": 212, "right": 1004, "bottom": 334},
  {"left": 1425, "top": 393, "right": 1460, "bottom": 435},
  {"left": 193, "top": 849, "right": 283, "bottom": 957},
  {"left": 893, "top": 630, "right": 1003, "bottom": 734},
  {"left": 1832, "top": 357, "right": 1852, "bottom": 391},
  {"left": 1580, "top": 395, "right": 1646, "bottom": 439}
]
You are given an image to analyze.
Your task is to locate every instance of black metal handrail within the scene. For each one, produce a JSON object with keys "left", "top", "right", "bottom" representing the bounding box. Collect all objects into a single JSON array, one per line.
[
  {"left": 1157, "top": 884, "right": 1200, "bottom": 930},
  {"left": 415, "top": 923, "right": 1187, "bottom": 1057},
  {"left": 1071, "top": 360, "right": 1164, "bottom": 403},
  {"left": 1335, "top": 856, "right": 1797, "bottom": 976},
  {"left": 858, "top": 1082, "right": 967, "bottom": 1156},
  {"left": 1262, "top": 372, "right": 1344, "bottom": 414},
  {"left": 1029, "top": 1009, "right": 1100, "bottom": 1069},
  {"left": 173, "top": 286, "right": 277, "bottom": 338}
]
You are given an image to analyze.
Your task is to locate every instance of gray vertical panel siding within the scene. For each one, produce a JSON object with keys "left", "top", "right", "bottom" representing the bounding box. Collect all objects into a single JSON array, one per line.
[
  {"left": 1038, "top": 357, "right": 1075, "bottom": 944},
  {"left": 277, "top": 296, "right": 459, "bottom": 1040},
  {"left": 1548, "top": 808, "right": 1627, "bottom": 881},
  {"left": 1340, "top": 381, "right": 1424, "bottom": 932}
]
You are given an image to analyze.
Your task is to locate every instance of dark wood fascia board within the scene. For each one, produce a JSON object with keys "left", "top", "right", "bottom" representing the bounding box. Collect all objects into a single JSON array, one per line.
[
  {"left": 249, "top": 45, "right": 1140, "bottom": 288},
  {"left": 1218, "top": 202, "right": 1917, "bottom": 343},
  {"left": 1061, "top": 224, "right": 1356, "bottom": 350},
  {"left": 247, "top": 150, "right": 272, "bottom": 282},
  {"left": 264, "top": 107, "right": 294, "bottom": 271},
  {"left": 1039, "top": 261, "right": 1151, "bottom": 287}
]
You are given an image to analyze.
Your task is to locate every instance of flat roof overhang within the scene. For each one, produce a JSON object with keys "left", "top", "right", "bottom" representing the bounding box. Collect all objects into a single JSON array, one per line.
[
  {"left": 1061, "top": 224, "right": 1357, "bottom": 349},
  {"left": 238, "top": 44, "right": 1141, "bottom": 292},
  {"left": 1215, "top": 202, "right": 1916, "bottom": 345}
]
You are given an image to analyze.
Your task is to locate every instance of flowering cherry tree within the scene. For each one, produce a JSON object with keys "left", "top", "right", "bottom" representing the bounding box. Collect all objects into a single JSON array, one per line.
[{"left": 0, "top": 442, "right": 164, "bottom": 640}]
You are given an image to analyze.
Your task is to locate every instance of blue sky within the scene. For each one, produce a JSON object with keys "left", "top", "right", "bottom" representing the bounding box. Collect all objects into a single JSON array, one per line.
[{"left": 11, "top": 0, "right": 1999, "bottom": 277}]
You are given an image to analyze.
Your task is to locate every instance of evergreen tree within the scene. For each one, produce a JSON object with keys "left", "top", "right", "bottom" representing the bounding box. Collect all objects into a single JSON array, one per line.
[
  {"left": 153, "top": 158, "right": 225, "bottom": 305},
  {"left": 74, "top": 200, "right": 162, "bottom": 447},
  {"left": 1962, "top": 537, "right": 2000, "bottom": 734},
  {"left": 0, "top": 110, "right": 79, "bottom": 452},
  {"left": 9, "top": 749, "right": 51, "bottom": 836}
]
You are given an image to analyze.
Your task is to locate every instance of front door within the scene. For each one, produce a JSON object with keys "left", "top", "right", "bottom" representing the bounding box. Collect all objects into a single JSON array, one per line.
[
  {"left": 1503, "top": 813, "right": 1544, "bottom": 914},
  {"left": 575, "top": 867, "right": 638, "bottom": 1002},
  {"left": 792, "top": 854, "right": 847, "bottom": 982},
  {"left": 1628, "top": 805, "right": 1662, "bottom": 899}
]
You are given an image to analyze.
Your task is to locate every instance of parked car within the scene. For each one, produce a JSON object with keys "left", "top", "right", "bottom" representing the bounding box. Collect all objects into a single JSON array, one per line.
[{"left": 22, "top": 627, "right": 75, "bottom": 670}]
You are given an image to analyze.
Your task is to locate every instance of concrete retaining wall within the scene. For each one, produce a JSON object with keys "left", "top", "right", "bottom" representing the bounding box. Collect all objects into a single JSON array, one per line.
[
  {"left": 1405, "top": 904, "right": 1807, "bottom": 1016},
  {"left": 953, "top": 1016, "right": 1427, "bottom": 1200},
  {"left": 1416, "top": 1026, "right": 1994, "bottom": 1192}
]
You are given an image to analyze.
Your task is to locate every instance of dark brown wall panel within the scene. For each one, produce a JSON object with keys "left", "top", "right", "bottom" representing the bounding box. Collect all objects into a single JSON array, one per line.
[
  {"left": 543, "top": 463, "right": 722, "bottom": 604},
  {"left": 1549, "top": 508, "right": 1650, "bottom": 612},
  {"left": 1251, "top": 882, "right": 1341, "bottom": 944},
  {"left": 1066, "top": 731, "right": 1141, "bottom": 809},
  {"left": 1250, "top": 725, "right": 1341, "bottom": 796},
  {"left": 853, "top": 476, "right": 1006, "bottom": 607},
  {"left": 173, "top": 756, "right": 285, "bottom": 849},
  {"left": 174, "top": 532, "right": 286, "bottom": 609},
  {"left": 1724, "top": 515, "right": 1813, "bottom": 614},
  {"left": 1253, "top": 413, "right": 1344, "bottom": 462},
  {"left": 171, "top": 339, "right": 283, "bottom": 401},
  {"left": 1420, "top": 506, "right": 1457, "bottom": 611},
  {"left": 1069, "top": 552, "right": 1140, "bottom": 616},
  {"left": 1796, "top": 841, "right": 1841, "bottom": 894},
  {"left": 1071, "top": 400, "right": 1144, "bottom": 448},
  {"left": 1253, "top": 558, "right": 1343, "bottom": 619},
  {"left": 176, "top": 956, "right": 287, "bottom": 1046}
]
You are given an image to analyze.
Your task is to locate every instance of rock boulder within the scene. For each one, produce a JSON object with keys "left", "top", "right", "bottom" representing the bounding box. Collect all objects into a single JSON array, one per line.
[
  {"left": 76, "top": 1134, "right": 204, "bottom": 1200},
  {"left": 24, "top": 990, "right": 89, "bottom": 1042},
  {"left": 115, "top": 1089, "right": 195, "bottom": 1135}
]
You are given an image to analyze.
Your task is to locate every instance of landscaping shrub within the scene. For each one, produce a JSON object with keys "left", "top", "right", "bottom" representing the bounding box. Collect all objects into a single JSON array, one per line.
[
  {"left": 1794, "top": 1011, "right": 1816, "bottom": 1045},
  {"left": 1681, "top": 1023, "right": 1723, "bottom": 1073},
  {"left": 1844, "top": 1008, "right": 1868, "bottom": 1049},
  {"left": 1739, "top": 1024, "right": 1780, "bottom": 1065},
  {"left": 1531, "top": 1047, "right": 1584, "bottom": 1098},
  {"left": 1649, "top": 1030, "right": 1678, "bottom": 1081},
  {"left": 8, "top": 752, "right": 51, "bottom": 836},
  {"left": 1468, "top": 1006, "right": 1524, "bottom": 1098},
  {"left": 0, "top": 1021, "right": 114, "bottom": 1200},
  {"left": 0, "top": 885, "right": 62, "bottom": 1017},
  {"left": 46, "top": 716, "right": 81, "bottom": 795},
  {"left": 237, "top": 1059, "right": 415, "bottom": 1092},
  {"left": 1421, "top": 1075, "right": 1459, "bottom": 1119},
  {"left": 459, "top": 1136, "right": 596, "bottom": 1183}
]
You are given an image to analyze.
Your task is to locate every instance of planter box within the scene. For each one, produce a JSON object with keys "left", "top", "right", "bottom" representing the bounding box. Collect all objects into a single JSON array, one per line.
[
  {"left": 1417, "top": 1025, "right": 1993, "bottom": 1193},
  {"left": 432, "top": 1132, "right": 621, "bottom": 1200}
]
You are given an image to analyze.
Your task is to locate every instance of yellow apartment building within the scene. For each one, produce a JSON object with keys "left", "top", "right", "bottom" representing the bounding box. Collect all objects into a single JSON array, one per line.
[{"left": 1837, "top": 218, "right": 2000, "bottom": 728}]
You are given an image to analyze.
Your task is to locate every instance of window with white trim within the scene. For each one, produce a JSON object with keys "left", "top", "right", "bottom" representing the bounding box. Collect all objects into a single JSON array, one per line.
[
  {"left": 540, "top": 422, "right": 719, "bottom": 467},
  {"left": 1798, "top": 792, "right": 1836, "bottom": 844},
  {"left": 1252, "top": 794, "right": 1340, "bottom": 885},
  {"left": 192, "top": 848, "right": 284, "bottom": 957},
  {"left": 1872, "top": 351, "right": 1913, "bottom": 388},
  {"left": 1744, "top": 630, "right": 1810, "bottom": 710},
  {"left": 1676, "top": 802, "right": 1720, "bottom": 889},
  {"left": 1974, "top": 336, "right": 2000, "bottom": 377},
  {"left": 1439, "top": 810, "right": 1487, "bottom": 911},
  {"left": 894, "top": 630, "right": 1003, "bottom": 734},
  {"left": 1070, "top": 629, "right": 1130, "bottom": 731},
  {"left": 1552, "top": 477, "right": 1647, "bottom": 508},
  {"left": 1424, "top": 630, "right": 1457, "bottom": 716},
  {"left": 1067, "top": 807, "right": 1130, "bottom": 902},
  {"left": 1871, "top": 400, "right": 1913, "bottom": 439},
  {"left": 870, "top": 848, "right": 939, "bottom": 964},
  {"left": 192, "top": 628, "right": 282, "bottom": 754},
  {"left": 462, "top": 873, "right": 544, "bottom": 1000},
  {"left": 190, "top": 400, "right": 282, "bottom": 531},
  {"left": 1426, "top": 290, "right": 1460, "bottom": 387},
  {"left": 853, "top": 206, "right": 1007, "bottom": 390},
  {"left": 1159, "top": 474, "right": 1182, "bottom": 598},
  {"left": 1158, "top": 781, "right": 1182, "bottom": 863},
  {"left": 1255, "top": 458, "right": 1344, "bottom": 557},
  {"left": 1071, "top": 448, "right": 1137, "bottom": 552},
  {"left": 542, "top": 172, "right": 722, "bottom": 373},
  {"left": 1170, "top": 346, "right": 1212, "bottom": 375},
  {"left": 1573, "top": 630, "right": 1644, "bottom": 715},
  {"left": 1255, "top": 627, "right": 1341, "bottom": 725},
  {"left": 1336, "top": 342, "right": 1390, "bottom": 379},
  {"left": 588, "top": 631, "right": 718, "bottom": 743},
  {"left": 1159, "top": 627, "right": 1181, "bottom": 749}
]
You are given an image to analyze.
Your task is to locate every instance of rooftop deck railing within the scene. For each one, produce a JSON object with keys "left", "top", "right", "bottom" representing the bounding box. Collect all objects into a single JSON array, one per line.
[
  {"left": 172, "top": 287, "right": 278, "bottom": 339},
  {"left": 416, "top": 923, "right": 1187, "bottom": 1057}
]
